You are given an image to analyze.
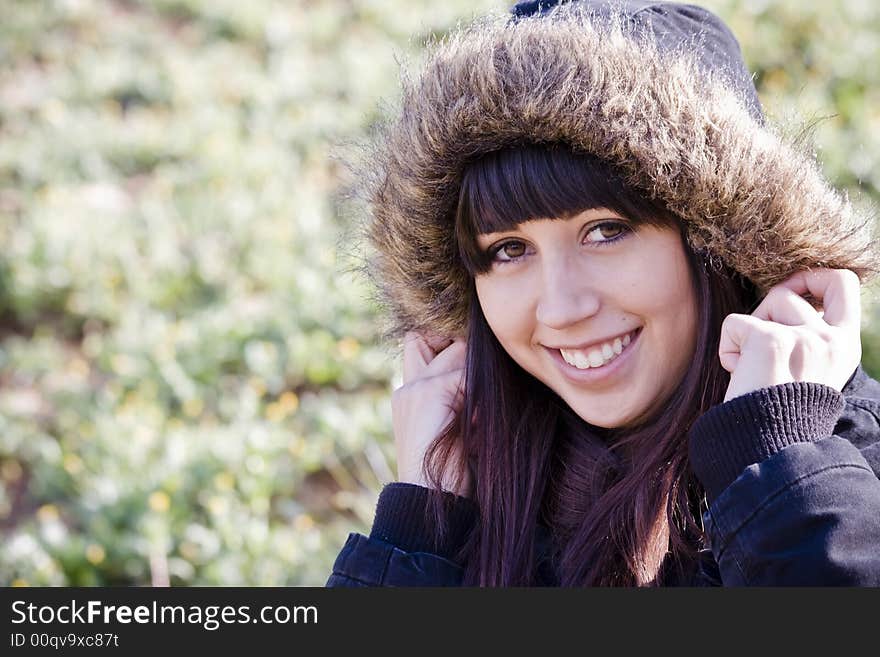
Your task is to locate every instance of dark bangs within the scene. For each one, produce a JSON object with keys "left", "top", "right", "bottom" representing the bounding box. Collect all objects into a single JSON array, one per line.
[{"left": 455, "top": 144, "right": 680, "bottom": 275}]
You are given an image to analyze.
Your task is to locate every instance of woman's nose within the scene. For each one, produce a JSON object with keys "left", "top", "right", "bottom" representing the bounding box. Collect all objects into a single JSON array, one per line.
[{"left": 534, "top": 258, "right": 601, "bottom": 329}]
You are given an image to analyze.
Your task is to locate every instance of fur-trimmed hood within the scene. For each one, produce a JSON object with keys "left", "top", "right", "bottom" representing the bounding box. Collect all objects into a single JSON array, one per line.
[{"left": 356, "top": 1, "right": 879, "bottom": 339}]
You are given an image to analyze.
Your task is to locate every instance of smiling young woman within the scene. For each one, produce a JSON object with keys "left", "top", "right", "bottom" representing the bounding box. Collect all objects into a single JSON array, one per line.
[
  {"left": 443, "top": 144, "right": 753, "bottom": 585},
  {"left": 465, "top": 148, "right": 701, "bottom": 432},
  {"left": 327, "top": 0, "right": 880, "bottom": 587}
]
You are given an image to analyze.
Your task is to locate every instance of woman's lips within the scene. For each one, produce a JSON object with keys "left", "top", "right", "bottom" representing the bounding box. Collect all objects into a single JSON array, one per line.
[{"left": 545, "top": 327, "right": 642, "bottom": 385}]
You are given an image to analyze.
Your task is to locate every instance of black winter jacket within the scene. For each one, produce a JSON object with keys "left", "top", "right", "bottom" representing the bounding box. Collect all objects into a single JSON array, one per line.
[{"left": 326, "top": 365, "right": 880, "bottom": 586}]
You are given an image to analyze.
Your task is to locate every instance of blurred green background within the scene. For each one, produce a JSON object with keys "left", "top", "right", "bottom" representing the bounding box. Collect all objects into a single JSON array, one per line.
[{"left": 1, "top": 0, "right": 878, "bottom": 586}]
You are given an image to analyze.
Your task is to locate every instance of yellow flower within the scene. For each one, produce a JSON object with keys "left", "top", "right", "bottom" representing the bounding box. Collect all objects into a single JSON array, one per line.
[
  {"left": 213, "top": 472, "right": 235, "bottom": 491},
  {"left": 336, "top": 337, "right": 360, "bottom": 360},
  {"left": 294, "top": 514, "right": 314, "bottom": 532},
  {"left": 278, "top": 391, "right": 299, "bottom": 414},
  {"left": 37, "top": 504, "right": 59, "bottom": 522},
  {"left": 266, "top": 391, "right": 299, "bottom": 422},
  {"left": 69, "top": 357, "right": 90, "bottom": 377},
  {"left": 148, "top": 491, "right": 171, "bottom": 513},
  {"left": 183, "top": 398, "right": 204, "bottom": 418},
  {"left": 207, "top": 496, "right": 228, "bottom": 516},
  {"left": 85, "top": 544, "right": 106, "bottom": 565},
  {"left": 288, "top": 436, "right": 304, "bottom": 457},
  {"left": 1, "top": 460, "right": 23, "bottom": 482},
  {"left": 63, "top": 454, "right": 84, "bottom": 475}
]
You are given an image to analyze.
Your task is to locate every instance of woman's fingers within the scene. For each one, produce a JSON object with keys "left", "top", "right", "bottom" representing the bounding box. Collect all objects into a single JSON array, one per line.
[
  {"left": 402, "top": 331, "right": 466, "bottom": 382},
  {"left": 423, "top": 332, "right": 455, "bottom": 354},
  {"left": 394, "top": 332, "right": 471, "bottom": 497},
  {"left": 719, "top": 269, "right": 863, "bottom": 400},
  {"left": 718, "top": 312, "right": 805, "bottom": 401},
  {"left": 718, "top": 312, "right": 764, "bottom": 373},
  {"left": 425, "top": 339, "right": 467, "bottom": 375},
  {"left": 402, "top": 331, "right": 434, "bottom": 382},
  {"left": 750, "top": 284, "right": 820, "bottom": 327},
  {"left": 764, "top": 269, "right": 860, "bottom": 330}
]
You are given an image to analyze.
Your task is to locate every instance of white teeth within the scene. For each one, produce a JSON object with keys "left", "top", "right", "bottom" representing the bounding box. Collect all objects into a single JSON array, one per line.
[
  {"left": 558, "top": 330, "right": 637, "bottom": 370},
  {"left": 588, "top": 350, "right": 604, "bottom": 367}
]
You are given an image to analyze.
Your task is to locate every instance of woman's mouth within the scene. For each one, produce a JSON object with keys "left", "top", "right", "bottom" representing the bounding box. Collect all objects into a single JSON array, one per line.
[
  {"left": 545, "top": 327, "right": 642, "bottom": 384},
  {"left": 558, "top": 327, "right": 640, "bottom": 369}
]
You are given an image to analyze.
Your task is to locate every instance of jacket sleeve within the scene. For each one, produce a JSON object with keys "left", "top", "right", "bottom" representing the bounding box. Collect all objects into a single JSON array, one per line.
[
  {"left": 688, "top": 381, "right": 880, "bottom": 586},
  {"left": 325, "top": 483, "right": 478, "bottom": 587}
]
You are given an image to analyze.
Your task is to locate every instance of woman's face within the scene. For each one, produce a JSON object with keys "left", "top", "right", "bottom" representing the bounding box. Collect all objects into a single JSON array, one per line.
[{"left": 474, "top": 208, "right": 699, "bottom": 429}]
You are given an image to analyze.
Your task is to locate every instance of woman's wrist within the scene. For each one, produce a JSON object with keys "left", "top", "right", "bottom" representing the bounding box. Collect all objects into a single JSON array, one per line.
[
  {"left": 397, "top": 475, "right": 472, "bottom": 500},
  {"left": 397, "top": 462, "right": 473, "bottom": 499},
  {"left": 369, "top": 483, "right": 479, "bottom": 559},
  {"left": 688, "top": 381, "right": 845, "bottom": 501}
]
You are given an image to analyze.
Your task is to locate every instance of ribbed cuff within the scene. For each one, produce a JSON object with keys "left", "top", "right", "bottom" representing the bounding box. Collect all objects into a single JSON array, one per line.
[
  {"left": 369, "top": 483, "right": 479, "bottom": 560},
  {"left": 688, "top": 382, "right": 845, "bottom": 502}
]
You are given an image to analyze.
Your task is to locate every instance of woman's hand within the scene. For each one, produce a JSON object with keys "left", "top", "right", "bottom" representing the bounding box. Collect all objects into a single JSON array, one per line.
[
  {"left": 392, "top": 331, "right": 471, "bottom": 497},
  {"left": 719, "top": 269, "right": 862, "bottom": 403}
]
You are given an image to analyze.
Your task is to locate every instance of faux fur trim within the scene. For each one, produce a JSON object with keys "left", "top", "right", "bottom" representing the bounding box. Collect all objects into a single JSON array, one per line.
[{"left": 354, "top": 4, "right": 879, "bottom": 339}]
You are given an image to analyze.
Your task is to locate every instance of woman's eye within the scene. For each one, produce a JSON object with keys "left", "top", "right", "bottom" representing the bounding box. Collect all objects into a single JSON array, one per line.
[
  {"left": 492, "top": 241, "right": 527, "bottom": 261},
  {"left": 487, "top": 221, "right": 629, "bottom": 265},
  {"left": 586, "top": 222, "right": 626, "bottom": 242}
]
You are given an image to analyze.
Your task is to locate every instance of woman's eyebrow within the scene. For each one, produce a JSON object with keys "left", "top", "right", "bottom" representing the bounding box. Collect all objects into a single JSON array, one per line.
[
  {"left": 476, "top": 223, "right": 526, "bottom": 241},
  {"left": 572, "top": 208, "right": 626, "bottom": 221},
  {"left": 477, "top": 229, "right": 513, "bottom": 241}
]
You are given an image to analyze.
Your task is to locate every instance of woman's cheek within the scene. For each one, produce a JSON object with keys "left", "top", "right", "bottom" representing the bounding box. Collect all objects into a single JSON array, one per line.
[{"left": 477, "top": 277, "right": 533, "bottom": 355}]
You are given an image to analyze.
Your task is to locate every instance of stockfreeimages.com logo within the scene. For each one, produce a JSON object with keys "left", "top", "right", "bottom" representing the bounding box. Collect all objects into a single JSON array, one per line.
[{"left": 11, "top": 599, "right": 317, "bottom": 631}]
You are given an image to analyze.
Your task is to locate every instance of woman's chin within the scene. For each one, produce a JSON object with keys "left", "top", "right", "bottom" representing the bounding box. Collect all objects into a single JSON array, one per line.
[{"left": 568, "top": 402, "right": 637, "bottom": 430}]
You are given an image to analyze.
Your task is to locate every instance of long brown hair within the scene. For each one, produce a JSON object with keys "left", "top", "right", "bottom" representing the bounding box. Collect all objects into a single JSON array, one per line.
[{"left": 422, "top": 144, "right": 759, "bottom": 586}]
